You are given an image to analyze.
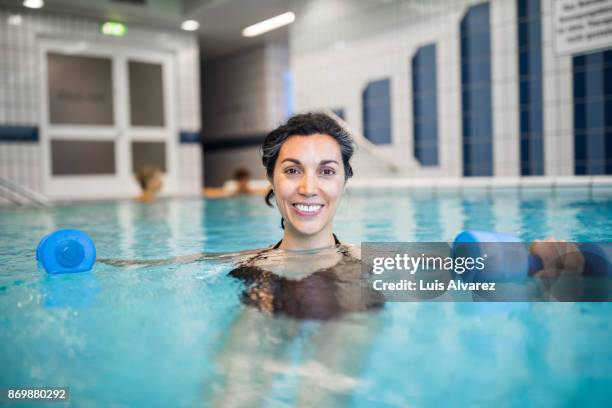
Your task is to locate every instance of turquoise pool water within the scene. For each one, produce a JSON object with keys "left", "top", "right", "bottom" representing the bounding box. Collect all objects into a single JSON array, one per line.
[{"left": 1, "top": 190, "right": 611, "bottom": 407}]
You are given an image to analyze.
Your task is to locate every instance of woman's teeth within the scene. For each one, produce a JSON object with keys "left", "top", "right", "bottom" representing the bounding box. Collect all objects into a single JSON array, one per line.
[{"left": 294, "top": 204, "right": 323, "bottom": 213}]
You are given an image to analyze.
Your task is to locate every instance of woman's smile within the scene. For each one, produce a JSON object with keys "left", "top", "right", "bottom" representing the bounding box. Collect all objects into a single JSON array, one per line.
[{"left": 292, "top": 203, "right": 324, "bottom": 216}]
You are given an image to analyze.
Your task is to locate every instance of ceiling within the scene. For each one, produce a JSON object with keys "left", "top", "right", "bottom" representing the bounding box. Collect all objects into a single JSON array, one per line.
[
  {"left": 0, "top": 0, "right": 291, "bottom": 60},
  {"left": 187, "top": 0, "right": 290, "bottom": 60}
]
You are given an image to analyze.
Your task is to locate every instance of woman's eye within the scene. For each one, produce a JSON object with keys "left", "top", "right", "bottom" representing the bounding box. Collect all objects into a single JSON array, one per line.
[
  {"left": 321, "top": 168, "right": 336, "bottom": 176},
  {"left": 284, "top": 168, "right": 300, "bottom": 175}
]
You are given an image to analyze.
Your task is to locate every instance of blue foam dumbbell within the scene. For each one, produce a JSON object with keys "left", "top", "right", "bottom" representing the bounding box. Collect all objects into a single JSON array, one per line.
[
  {"left": 36, "top": 229, "right": 96, "bottom": 274},
  {"left": 453, "top": 230, "right": 611, "bottom": 282}
]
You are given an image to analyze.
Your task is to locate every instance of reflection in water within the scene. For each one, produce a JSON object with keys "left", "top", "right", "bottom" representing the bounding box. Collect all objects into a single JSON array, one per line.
[
  {"left": 42, "top": 272, "right": 99, "bottom": 309},
  {"left": 571, "top": 197, "right": 612, "bottom": 241},
  {"left": 132, "top": 201, "right": 173, "bottom": 258},
  {"left": 413, "top": 197, "right": 443, "bottom": 241},
  {"left": 211, "top": 308, "right": 382, "bottom": 407},
  {"left": 519, "top": 197, "right": 547, "bottom": 242},
  {"left": 203, "top": 196, "right": 280, "bottom": 252},
  {"left": 461, "top": 195, "right": 495, "bottom": 232}
]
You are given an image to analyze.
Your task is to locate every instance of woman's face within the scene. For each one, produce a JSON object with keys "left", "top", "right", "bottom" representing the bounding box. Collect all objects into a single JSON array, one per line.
[{"left": 271, "top": 133, "right": 345, "bottom": 239}]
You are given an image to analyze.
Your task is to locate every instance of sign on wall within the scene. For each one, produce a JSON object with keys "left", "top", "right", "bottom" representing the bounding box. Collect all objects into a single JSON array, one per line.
[{"left": 554, "top": 0, "right": 612, "bottom": 56}]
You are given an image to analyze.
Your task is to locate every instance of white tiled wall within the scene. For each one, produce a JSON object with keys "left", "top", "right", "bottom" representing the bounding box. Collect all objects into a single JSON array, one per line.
[
  {"left": 491, "top": 0, "right": 520, "bottom": 177},
  {"left": 541, "top": 0, "right": 574, "bottom": 176},
  {"left": 0, "top": 142, "right": 43, "bottom": 192},
  {"left": 288, "top": 0, "right": 581, "bottom": 179},
  {"left": 0, "top": 7, "right": 202, "bottom": 201},
  {"left": 177, "top": 144, "right": 202, "bottom": 195}
]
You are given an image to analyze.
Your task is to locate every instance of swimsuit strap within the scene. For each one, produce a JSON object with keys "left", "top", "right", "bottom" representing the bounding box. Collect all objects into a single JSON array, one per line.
[{"left": 273, "top": 233, "right": 341, "bottom": 249}]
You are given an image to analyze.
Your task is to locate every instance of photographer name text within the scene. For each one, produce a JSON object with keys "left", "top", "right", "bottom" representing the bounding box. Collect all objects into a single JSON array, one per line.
[{"left": 371, "top": 279, "right": 495, "bottom": 292}]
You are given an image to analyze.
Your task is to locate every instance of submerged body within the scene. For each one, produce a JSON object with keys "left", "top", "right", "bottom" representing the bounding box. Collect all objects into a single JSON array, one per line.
[{"left": 229, "top": 238, "right": 385, "bottom": 320}]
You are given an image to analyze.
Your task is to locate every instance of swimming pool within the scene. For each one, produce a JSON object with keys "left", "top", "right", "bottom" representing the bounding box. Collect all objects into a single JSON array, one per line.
[{"left": 1, "top": 189, "right": 611, "bottom": 406}]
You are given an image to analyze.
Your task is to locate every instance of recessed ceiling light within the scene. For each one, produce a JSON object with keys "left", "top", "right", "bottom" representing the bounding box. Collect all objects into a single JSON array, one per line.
[
  {"left": 23, "top": 0, "right": 44, "bottom": 9},
  {"left": 242, "top": 12, "right": 295, "bottom": 38},
  {"left": 8, "top": 15, "right": 23, "bottom": 25},
  {"left": 181, "top": 20, "right": 200, "bottom": 31}
]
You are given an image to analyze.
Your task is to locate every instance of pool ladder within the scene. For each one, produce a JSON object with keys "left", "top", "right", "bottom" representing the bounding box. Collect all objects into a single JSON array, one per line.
[
  {"left": 323, "top": 109, "right": 401, "bottom": 174},
  {"left": 0, "top": 177, "right": 50, "bottom": 207}
]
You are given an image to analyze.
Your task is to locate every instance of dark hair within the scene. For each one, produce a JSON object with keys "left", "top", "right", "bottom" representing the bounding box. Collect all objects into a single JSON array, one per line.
[{"left": 262, "top": 112, "right": 355, "bottom": 208}]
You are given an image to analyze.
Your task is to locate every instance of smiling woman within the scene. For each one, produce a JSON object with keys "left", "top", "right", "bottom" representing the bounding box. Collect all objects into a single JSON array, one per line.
[
  {"left": 226, "top": 113, "right": 386, "bottom": 320},
  {"left": 261, "top": 113, "right": 355, "bottom": 250},
  {"left": 212, "top": 115, "right": 385, "bottom": 406}
]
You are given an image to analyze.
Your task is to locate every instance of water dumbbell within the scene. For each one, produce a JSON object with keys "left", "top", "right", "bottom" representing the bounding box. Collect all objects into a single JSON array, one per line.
[
  {"left": 36, "top": 229, "right": 96, "bottom": 274},
  {"left": 453, "top": 230, "right": 612, "bottom": 282}
]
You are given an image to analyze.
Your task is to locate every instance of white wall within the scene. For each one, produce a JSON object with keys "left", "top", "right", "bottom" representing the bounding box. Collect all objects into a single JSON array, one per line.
[
  {"left": 288, "top": 0, "right": 580, "bottom": 179},
  {"left": 0, "top": 7, "right": 202, "bottom": 202},
  {"left": 541, "top": 0, "right": 574, "bottom": 176}
]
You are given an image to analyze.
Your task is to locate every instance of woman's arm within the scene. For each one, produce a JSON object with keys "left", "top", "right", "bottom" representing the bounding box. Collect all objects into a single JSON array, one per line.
[
  {"left": 98, "top": 249, "right": 264, "bottom": 267},
  {"left": 529, "top": 237, "right": 585, "bottom": 277}
]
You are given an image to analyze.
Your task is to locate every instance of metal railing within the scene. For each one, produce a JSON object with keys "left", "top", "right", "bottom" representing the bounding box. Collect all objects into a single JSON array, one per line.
[
  {"left": 320, "top": 109, "right": 402, "bottom": 174},
  {"left": 0, "top": 177, "right": 50, "bottom": 207}
]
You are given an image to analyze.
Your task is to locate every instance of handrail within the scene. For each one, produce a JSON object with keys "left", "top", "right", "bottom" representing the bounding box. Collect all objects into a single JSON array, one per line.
[
  {"left": 321, "top": 109, "right": 401, "bottom": 173},
  {"left": 0, "top": 177, "right": 50, "bottom": 207},
  {"left": 0, "top": 185, "right": 24, "bottom": 206}
]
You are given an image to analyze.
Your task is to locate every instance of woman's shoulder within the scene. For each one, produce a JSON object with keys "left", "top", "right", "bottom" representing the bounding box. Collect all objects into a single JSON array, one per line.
[
  {"left": 338, "top": 243, "right": 361, "bottom": 260},
  {"left": 228, "top": 246, "right": 276, "bottom": 282},
  {"left": 228, "top": 241, "right": 361, "bottom": 280}
]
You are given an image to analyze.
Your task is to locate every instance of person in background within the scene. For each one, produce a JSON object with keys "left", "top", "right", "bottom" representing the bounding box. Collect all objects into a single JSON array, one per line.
[
  {"left": 203, "top": 167, "right": 268, "bottom": 198},
  {"left": 135, "top": 165, "right": 163, "bottom": 203}
]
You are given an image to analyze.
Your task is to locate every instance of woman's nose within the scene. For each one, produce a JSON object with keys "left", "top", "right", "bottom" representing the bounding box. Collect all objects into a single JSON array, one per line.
[{"left": 298, "top": 173, "right": 317, "bottom": 196}]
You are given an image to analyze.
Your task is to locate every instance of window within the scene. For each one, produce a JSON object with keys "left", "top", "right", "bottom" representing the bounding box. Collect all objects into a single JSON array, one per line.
[
  {"left": 573, "top": 50, "right": 612, "bottom": 175},
  {"left": 412, "top": 44, "right": 439, "bottom": 166},
  {"left": 362, "top": 79, "right": 392, "bottom": 144},
  {"left": 518, "top": 0, "right": 544, "bottom": 175},
  {"left": 461, "top": 3, "right": 493, "bottom": 176}
]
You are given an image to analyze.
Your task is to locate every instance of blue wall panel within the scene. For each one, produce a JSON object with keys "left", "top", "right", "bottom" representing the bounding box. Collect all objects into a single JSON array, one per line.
[
  {"left": 412, "top": 44, "right": 439, "bottom": 166},
  {"left": 460, "top": 3, "right": 493, "bottom": 176},
  {"left": 573, "top": 50, "right": 612, "bottom": 175},
  {"left": 362, "top": 78, "right": 392, "bottom": 145},
  {"left": 0, "top": 125, "right": 38, "bottom": 142},
  {"left": 518, "top": 0, "right": 544, "bottom": 175}
]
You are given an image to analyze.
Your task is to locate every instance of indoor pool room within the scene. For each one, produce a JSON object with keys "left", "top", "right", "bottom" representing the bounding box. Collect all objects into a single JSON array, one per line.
[{"left": 1, "top": 0, "right": 612, "bottom": 407}]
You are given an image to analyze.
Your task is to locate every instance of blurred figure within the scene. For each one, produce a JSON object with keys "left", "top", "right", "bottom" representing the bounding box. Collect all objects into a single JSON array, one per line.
[
  {"left": 135, "top": 165, "right": 163, "bottom": 203},
  {"left": 233, "top": 168, "right": 253, "bottom": 195},
  {"left": 203, "top": 168, "right": 267, "bottom": 198}
]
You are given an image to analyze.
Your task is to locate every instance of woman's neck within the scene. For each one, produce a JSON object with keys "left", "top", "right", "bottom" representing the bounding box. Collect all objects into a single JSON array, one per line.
[{"left": 279, "top": 227, "right": 336, "bottom": 251}]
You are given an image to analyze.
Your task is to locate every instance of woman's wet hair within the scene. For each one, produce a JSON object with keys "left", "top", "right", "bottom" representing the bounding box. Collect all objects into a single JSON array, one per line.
[{"left": 261, "top": 112, "right": 355, "bottom": 209}]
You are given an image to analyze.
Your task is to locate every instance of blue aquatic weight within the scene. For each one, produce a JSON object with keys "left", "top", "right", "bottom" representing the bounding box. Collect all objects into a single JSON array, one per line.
[
  {"left": 453, "top": 230, "right": 612, "bottom": 281},
  {"left": 576, "top": 242, "right": 612, "bottom": 277},
  {"left": 36, "top": 229, "right": 96, "bottom": 274},
  {"left": 453, "top": 230, "right": 535, "bottom": 282}
]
